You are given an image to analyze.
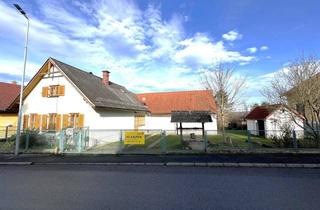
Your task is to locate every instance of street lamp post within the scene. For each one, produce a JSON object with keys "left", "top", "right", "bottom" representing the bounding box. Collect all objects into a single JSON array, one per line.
[{"left": 14, "top": 4, "right": 29, "bottom": 155}]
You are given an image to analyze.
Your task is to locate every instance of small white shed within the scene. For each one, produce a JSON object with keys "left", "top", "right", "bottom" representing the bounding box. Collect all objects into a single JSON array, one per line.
[{"left": 246, "top": 104, "right": 304, "bottom": 138}]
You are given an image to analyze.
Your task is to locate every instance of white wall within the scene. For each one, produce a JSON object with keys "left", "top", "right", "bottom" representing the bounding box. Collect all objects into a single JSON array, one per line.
[
  {"left": 247, "top": 119, "right": 259, "bottom": 135},
  {"left": 140, "top": 113, "right": 218, "bottom": 134},
  {"left": 265, "top": 109, "right": 304, "bottom": 138}
]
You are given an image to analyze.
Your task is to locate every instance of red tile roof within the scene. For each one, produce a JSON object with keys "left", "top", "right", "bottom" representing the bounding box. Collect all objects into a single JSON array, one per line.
[
  {"left": 0, "top": 82, "right": 20, "bottom": 112},
  {"left": 136, "top": 90, "right": 217, "bottom": 114},
  {"left": 245, "top": 104, "right": 282, "bottom": 120}
]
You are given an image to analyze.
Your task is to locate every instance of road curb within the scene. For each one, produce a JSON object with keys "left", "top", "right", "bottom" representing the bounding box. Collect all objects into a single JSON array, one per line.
[
  {"left": 28, "top": 162, "right": 320, "bottom": 168},
  {"left": 0, "top": 162, "right": 33, "bottom": 165}
]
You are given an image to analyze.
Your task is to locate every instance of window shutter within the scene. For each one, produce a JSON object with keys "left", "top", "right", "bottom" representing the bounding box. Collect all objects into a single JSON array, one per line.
[
  {"left": 23, "top": 115, "right": 29, "bottom": 129},
  {"left": 58, "top": 85, "right": 65, "bottom": 96},
  {"left": 78, "top": 114, "right": 84, "bottom": 128},
  {"left": 56, "top": 114, "right": 61, "bottom": 131},
  {"left": 34, "top": 114, "right": 40, "bottom": 129},
  {"left": 139, "top": 115, "right": 145, "bottom": 126},
  {"left": 42, "top": 87, "right": 48, "bottom": 97},
  {"left": 134, "top": 115, "right": 138, "bottom": 130},
  {"left": 62, "top": 114, "right": 69, "bottom": 128},
  {"left": 41, "top": 115, "right": 48, "bottom": 130}
]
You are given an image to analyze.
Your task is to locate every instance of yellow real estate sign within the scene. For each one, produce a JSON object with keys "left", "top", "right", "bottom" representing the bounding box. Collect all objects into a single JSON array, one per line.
[{"left": 124, "top": 131, "right": 145, "bottom": 145}]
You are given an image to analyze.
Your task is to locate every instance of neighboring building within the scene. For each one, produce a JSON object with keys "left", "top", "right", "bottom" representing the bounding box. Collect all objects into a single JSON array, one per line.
[
  {"left": 0, "top": 82, "right": 20, "bottom": 126},
  {"left": 227, "top": 111, "right": 248, "bottom": 130},
  {"left": 136, "top": 90, "right": 218, "bottom": 133},
  {"left": 246, "top": 104, "right": 304, "bottom": 138},
  {"left": 285, "top": 73, "right": 320, "bottom": 131},
  {"left": 0, "top": 82, "right": 20, "bottom": 139},
  {"left": 9, "top": 58, "right": 148, "bottom": 132}
]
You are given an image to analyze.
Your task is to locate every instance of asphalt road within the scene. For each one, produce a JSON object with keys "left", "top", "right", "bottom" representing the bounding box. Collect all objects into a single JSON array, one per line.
[{"left": 0, "top": 165, "right": 319, "bottom": 210}]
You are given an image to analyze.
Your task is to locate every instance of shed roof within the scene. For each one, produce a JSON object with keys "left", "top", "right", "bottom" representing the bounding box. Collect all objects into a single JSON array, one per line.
[
  {"left": 246, "top": 104, "right": 304, "bottom": 120},
  {"left": 245, "top": 105, "right": 282, "bottom": 120},
  {"left": 171, "top": 111, "right": 213, "bottom": 123}
]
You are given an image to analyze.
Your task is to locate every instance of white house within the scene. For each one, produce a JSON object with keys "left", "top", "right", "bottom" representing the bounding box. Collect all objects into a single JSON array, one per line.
[
  {"left": 246, "top": 104, "right": 304, "bottom": 138},
  {"left": 10, "top": 58, "right": 148, "bottom": 134},
  {"left": 136, "top": 90, "right": 218, "bottom": 134}
]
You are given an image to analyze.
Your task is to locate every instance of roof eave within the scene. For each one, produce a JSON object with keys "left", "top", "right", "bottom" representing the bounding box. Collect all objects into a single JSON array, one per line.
[{"left": 94, "top": 105, "right": 149, "bottom": 112}]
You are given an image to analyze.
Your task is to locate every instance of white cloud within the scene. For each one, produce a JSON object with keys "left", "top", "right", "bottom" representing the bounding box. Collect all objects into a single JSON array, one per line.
[
  {"left": 0, "top": 58, "right": 41, "bottom": 79},
  {"left": 246, "top": 47, "right": 258, "bottom": 54},
  {"left": 239, "top": 62, "right": 250, "bottom": 66},
  {"left": 174, "top": 33, "right": 254, "bottom": 66},
  {"left": 260, "top": 46, "right": 269, "bottom": 51},
  {"left": 266, "top": 55, "right": 272, "bottom": 59},
  {"left": 222, "top": 30, "right": 242, "bottom": 41},
  {"left": 0, "top": 1, "right": 259, "bottom": 93}
]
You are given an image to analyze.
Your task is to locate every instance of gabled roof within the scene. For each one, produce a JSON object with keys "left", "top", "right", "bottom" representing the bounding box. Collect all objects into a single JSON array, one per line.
[
  {"left": 246, "top": 105, "right": 281, "bottom": 120},
  {"left": 10, "top": 58, "right": 148, "bottom": 112},
  {"left": 171, "top": 111, "right": 213, "bottom": 123},
  {"left": 136, "top": 90, "right": 217, "bottom": 114},
  {"left": 245, "top": 104, "right": 303, "bottom": 120},
  {"left": 51, "top": 58, "right": 147, "bottom": 111},
  {"left": 0, "top": 82, "right": 20, "bottom": 112}
]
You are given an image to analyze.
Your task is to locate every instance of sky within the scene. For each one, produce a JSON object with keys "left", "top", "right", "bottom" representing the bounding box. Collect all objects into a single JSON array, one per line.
[{"left": 0, "top": 0, "right": 319, "bottom": 107}]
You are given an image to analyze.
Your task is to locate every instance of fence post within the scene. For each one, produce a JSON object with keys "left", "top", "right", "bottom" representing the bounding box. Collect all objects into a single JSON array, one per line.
[
  {"left": 160, "top": 130, "right": 167, "bottom": 154},
  {"left": 203, "top": 131, "right": 208, "bottom": 153},
  {"left": 25, "top": 130, "right": 29, "bottom": 150},
  {"left": 78, "top": 129, "right": 82, "bottom": 153},
  {"left": 59, "top": 130, "right": 64, "bottom": 153},
  {"left": 247, "top": 130, "right": 252, "bottom": 150},
  {"left": 292, "top": 130, "right": 298, "bottom": 149},
  {"left": 118, "top": 130, "right": 123, "bottom": 154},
  {"left": 5, "top": 126, "right": 9, "bottom": 142}
]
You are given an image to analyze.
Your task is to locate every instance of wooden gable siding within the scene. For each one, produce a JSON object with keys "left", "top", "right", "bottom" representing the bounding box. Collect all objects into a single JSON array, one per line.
[
  {"left": 9, "top": 59, "right": 52, "bottom": 109},
  {"left": 8, "top": 58, "right": 95, "bottom": 111}
]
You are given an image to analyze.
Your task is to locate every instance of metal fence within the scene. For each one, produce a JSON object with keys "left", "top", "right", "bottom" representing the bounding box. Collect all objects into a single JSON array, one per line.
[
  {"left": 0, "top": 128, "right": 320, "bottom": 154},
  {"left": 0, "top": 126, "right": 17, "bottom": 141}
]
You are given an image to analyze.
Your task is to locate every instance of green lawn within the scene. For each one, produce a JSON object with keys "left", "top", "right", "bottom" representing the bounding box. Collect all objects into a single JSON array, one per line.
[
  {"left": 208, "top": 130, "right": 274, "bottom": 149},
  {"left": 87, "top": 133, "right": 163, "bottom": 153},
  {"left": 85, "top": 131, "right": 275, "bottom": 153}
]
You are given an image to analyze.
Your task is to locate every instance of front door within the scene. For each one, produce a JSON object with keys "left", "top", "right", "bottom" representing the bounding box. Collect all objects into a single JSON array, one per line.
[{"left": 257, "top": 120, "right": 265, "bottom": 137}]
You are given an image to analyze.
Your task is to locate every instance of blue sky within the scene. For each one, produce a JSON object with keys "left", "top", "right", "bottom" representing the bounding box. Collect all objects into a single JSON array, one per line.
[{"left": 0, "top": 0, "right": 319, "bottom": 106}]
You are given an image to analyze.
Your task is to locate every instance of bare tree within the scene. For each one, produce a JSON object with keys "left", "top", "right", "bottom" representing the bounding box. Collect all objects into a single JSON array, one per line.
[
  {"left": 201, "top": 64, "right": 247, "bottom": 134},
  {"left": 261, "top": 54, "right": 320, "bottom": 145}
]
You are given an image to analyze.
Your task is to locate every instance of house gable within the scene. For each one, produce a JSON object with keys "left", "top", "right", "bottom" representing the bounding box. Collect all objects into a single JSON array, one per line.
[{"left": 9, "top": 58, "right": 148, "bottom": 112}]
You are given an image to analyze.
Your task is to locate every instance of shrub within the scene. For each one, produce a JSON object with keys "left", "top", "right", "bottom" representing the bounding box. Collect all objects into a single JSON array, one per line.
[
  {"left": 7, "top": 130, "right": 55, "bottom": 149},
  {"left": 270, "top": 126, "right": 292, "bottom": 148},
  {"left": 0, "top": 141, "right": 15, "bottom": 152},
  {"left": 297, "top": 137, "right": 318, "bottom": 148}
]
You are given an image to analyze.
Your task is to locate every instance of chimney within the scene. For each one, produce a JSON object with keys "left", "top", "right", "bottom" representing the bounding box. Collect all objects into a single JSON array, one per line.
[{"left": 102, "top": 70, "right": 110, "bottom": 86}]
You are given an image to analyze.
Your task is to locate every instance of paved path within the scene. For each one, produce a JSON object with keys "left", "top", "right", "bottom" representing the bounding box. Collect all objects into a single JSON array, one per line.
[
  {"left": 147, "top": 133, "right": 161, "bottom": 149},
  {"left": 0, "top": 165, "right": 319, "bottom": 210}
]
